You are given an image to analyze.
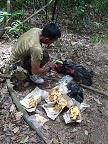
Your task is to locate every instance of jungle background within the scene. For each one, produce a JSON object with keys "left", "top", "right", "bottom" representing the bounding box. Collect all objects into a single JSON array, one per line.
[{"left": 0, "top": 0, "right": 108, "bottom": 144}]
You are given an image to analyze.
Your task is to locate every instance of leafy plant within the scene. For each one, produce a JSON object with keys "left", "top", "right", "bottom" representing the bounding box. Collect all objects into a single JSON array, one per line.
[
  {"left": 8, "top": 20, "right": 22, "bottom": 33},
  {"left": 0, "top": 10, "right": 26, "bottom": 37},
  {"left": 0, "top": 0, "right": 108, "bottom": 35},
  {"left": 0, "top": 11, "right": 10, "bottom": 23},
  {"left": 7, "top": 20, "right": 32, "bottom": 37},
  {"left": 89, "top": 34, "right": 103, "bottom": 43}
]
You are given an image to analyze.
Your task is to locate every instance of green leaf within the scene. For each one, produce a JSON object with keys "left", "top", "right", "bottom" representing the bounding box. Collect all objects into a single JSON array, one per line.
[
  {"left": 89, "top": 34, "right": 103, "bottom": 44},
  {"left": 0, "top": 17, "right": 4, "bottom": 23}
]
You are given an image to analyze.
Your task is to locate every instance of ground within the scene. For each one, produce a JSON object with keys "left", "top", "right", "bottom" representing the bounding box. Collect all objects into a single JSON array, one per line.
[{"left": 0, "top": 32, "right": 108, "bottom": 144}]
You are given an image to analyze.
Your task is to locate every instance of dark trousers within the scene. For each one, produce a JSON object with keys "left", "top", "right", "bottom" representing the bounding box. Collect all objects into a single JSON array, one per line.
[{"left": 22, "top": 49, "right": 49, "bottom": 74}]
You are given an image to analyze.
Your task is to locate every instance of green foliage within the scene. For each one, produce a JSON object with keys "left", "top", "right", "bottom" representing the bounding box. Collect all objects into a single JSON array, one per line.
[
  {"left": 91, "top": 0, "right": 108, "bottom": 11},
  {"left": 0, "top": 10, "right": 23, "bottom": 28},
  {"left": 0, "top": 10, "right": 31, "bottom": 37},
  {"left": 8, "top": 20, "right": 22, "bottom": 33},
  {"left": 8, "top": 20, "right": 32, "bottom": 36},
  {"left": 0, "top": 0, "right": 108, "bottom": 35},
  {"left": 0, "top": 11, "right": 10, "bottom": 23},
  {"left": 89, "top": 34, "right": 104, "bottom": 43},
  {"left": 0, "top": 10, "right": 23, "bottom": 19}
]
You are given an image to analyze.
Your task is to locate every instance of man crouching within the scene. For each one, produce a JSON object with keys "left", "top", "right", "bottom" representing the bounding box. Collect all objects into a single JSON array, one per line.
[{"left": 10, "top": 23, "right": 61, "bottom": 84}]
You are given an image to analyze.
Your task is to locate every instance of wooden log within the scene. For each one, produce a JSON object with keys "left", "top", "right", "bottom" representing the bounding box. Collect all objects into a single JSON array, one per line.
[
  {"left": 6, "top": 79, "right": 50, "bottom": 144},
  {"left": 80, "top": 84, "right": 108, "bottom": 99}
]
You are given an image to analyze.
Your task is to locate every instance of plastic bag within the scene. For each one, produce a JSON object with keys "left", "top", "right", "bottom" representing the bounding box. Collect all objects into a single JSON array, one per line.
[
  {"left": 67, "top": 81, "right": 84, "bottom": 103},
  {"left": 57, "top": 75, "right": 73, "bottom": 86},
  {"left": 63, "top": 101, "right": 90, "bottom": 124},
  {"left": 42, "top": 104, "right": 61, "bottom": 120},
  {"left": 20, "top": 87, "right": 48, "bottom": 112},
  {"left": 57, "top": 76, "right": 84, "bottom": 103},
  {"left": 44, "top": 76, "right": 72, "bottom": 105},
  {"left": 28, "top": 114, "right": 48, "bottom": 128},
  {"left": 63, "top": 105, "right": 82, "bottom": 123},
  {"left": 42, "top": 95, "right": 69, "bottom": 120}
]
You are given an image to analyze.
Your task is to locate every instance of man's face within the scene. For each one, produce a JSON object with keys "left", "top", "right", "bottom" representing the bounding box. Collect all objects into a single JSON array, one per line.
[{"left": 42, "top": 37, "right": 56, "bottom": 45}]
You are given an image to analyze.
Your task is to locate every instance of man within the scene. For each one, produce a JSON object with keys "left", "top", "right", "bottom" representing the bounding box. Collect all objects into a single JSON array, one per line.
[{"left": 10, "top": 23, "right": 61, "bottom": 84}]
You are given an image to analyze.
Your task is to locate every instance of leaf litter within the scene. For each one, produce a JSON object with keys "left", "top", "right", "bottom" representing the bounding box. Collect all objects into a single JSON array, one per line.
[{"left": 0, "top": 33, "right": 108, "bottom": 144}]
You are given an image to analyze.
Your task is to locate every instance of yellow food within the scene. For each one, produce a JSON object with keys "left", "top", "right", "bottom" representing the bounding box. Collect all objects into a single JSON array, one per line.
[
  {"left": 54, "top": 104, "right": 62, "bottom": 112},
  {"left": 57, "top": 97, "right": 68, "bottom": 108},
  {"left": 54, "top": 97, "right": 67, "bottom": 112},
  {"left": 69, "top": 106, "right": 79, "bottom": 120},
  {"left": 48, "top": 89, "right": 62, "bottom": 102},
  {"left": 28, "top": 96, "right": 37, "bottom": 108}
]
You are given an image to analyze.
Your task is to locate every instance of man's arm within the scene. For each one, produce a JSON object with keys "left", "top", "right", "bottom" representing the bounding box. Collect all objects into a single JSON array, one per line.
[
  {"left": 31, "top": 46, "right": 52, "bottom": 75},
  {"left": 31, "top": 61, "right": 50, "bottom": 75}
]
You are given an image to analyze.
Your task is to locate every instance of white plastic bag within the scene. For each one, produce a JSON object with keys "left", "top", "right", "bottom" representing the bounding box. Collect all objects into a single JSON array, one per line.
[
  {"left": 63, "top": 106, "right": 82, "bottom": 124},
  {"left": 63, "top": 101, "right": 90, "bottom": 124},
  {"left": 44, "top": 76, "right": 72, "bottom": 105},
  {"left": 80, "top": 102, "right": 90, "bottom": 112},
  {"left": 42, "top": 104, "right": 60, "bottom": 120},
  {"left": 20, "top": 87, "right": 48, "bottom": 112},
  {"left": 57, "top": 75, "right": 73, "bottom": 85},
  {"left": 28, "top": 114, "right": 48, "bottom": 128}
]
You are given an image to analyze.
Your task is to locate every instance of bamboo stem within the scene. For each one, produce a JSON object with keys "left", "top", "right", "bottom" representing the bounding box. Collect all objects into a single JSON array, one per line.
[{"left": 6, "top": 79, "right": 50, "bottom": 144}]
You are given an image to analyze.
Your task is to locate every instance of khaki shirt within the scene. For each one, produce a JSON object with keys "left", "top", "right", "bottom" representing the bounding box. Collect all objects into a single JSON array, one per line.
[{"left": 10, "top": 28, "right": 43, "bottom": 64}]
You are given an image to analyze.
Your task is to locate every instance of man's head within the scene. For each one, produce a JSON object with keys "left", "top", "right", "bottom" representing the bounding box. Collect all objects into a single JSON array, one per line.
[{"left": 40, "top": 23, "right": 61, "bottom": 45}]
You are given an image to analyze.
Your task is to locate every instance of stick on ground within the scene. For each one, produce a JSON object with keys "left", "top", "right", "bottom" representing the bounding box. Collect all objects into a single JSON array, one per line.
[
  {"left": 80, "top": 84, "right": 108, "bottom": 99},
  {"left": 6, "top": 79, "right": 50, "bottom": 144}
]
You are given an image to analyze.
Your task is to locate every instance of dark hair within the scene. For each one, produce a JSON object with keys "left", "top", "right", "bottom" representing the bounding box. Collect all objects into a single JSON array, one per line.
[{"left": 42, "top": 23, "right": 61, "bottom": 40}]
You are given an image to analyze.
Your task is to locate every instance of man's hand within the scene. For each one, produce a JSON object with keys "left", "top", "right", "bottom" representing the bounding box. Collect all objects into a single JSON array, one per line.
[
  {"left": 43, "top": 62, "right": 53, "bottom": 68},
  {"left": 31, "top": 61, "right": 51, "bottom": 75}
]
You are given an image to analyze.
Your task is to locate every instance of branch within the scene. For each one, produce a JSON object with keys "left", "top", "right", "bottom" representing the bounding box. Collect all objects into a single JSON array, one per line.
[
  {"left": 51, "top": 0, "right": 58, "bottom": 21},
  {"left": 20, "top": 0, "right": 54, "bottom": 26},
  {"left": 80, "top": 84, "right": 108, "bottom": 99},
  {"left": 45, "top": 0, "right": 48, "bottom": 22}
]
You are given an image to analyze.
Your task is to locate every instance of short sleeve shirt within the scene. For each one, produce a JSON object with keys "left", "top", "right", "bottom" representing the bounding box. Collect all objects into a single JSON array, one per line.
[{"left": 10, "top": 28, "right": 43, "bottom": 63}]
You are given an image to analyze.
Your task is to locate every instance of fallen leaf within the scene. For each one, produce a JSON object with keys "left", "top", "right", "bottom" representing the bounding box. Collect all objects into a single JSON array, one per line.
[
  {"left": 10, "top": 104, "right": 16, "bottom": 112},
  {"left": 30, "top": 137, "right": 36, "bottom": 142},
  {"left": 52, "top": 138, "right": 60, "bottom": 144},
  {"left": 11, "top": 136, "right": 17, "bottom": 140},
  {"left": 44, "top": 125, "right": 49, "bottom": 130},
  {"left": 94, "top": 98, "right": 102, "bottom": 105},
  {"left": 3, "top": 124, "right": 8, "bottom": 132},
  {"left": 12, "top": 127, "right": 19, "bottom": 133},
  {"left": 20, "top": 136, "right": 29, "bottom": 143},
  {"left": 24, "top": 82, "right": 29, "bottom": 87},
  {"left": 15, "top": 112, "right": 23, "bottom": 121},
  {"left": 84, "top": 130, "right": 88, "bottom": 135},
  {"left": 72, "top": 128, "right": 78, "bottom": 132},
  {"left": 8, "top": 123, "right": 15, "bottom": 130}
]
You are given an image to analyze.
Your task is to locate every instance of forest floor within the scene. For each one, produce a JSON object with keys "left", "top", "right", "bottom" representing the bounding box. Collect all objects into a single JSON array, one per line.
[{"left": 0, "top": 31, "right": 108, "bottom": 144}]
